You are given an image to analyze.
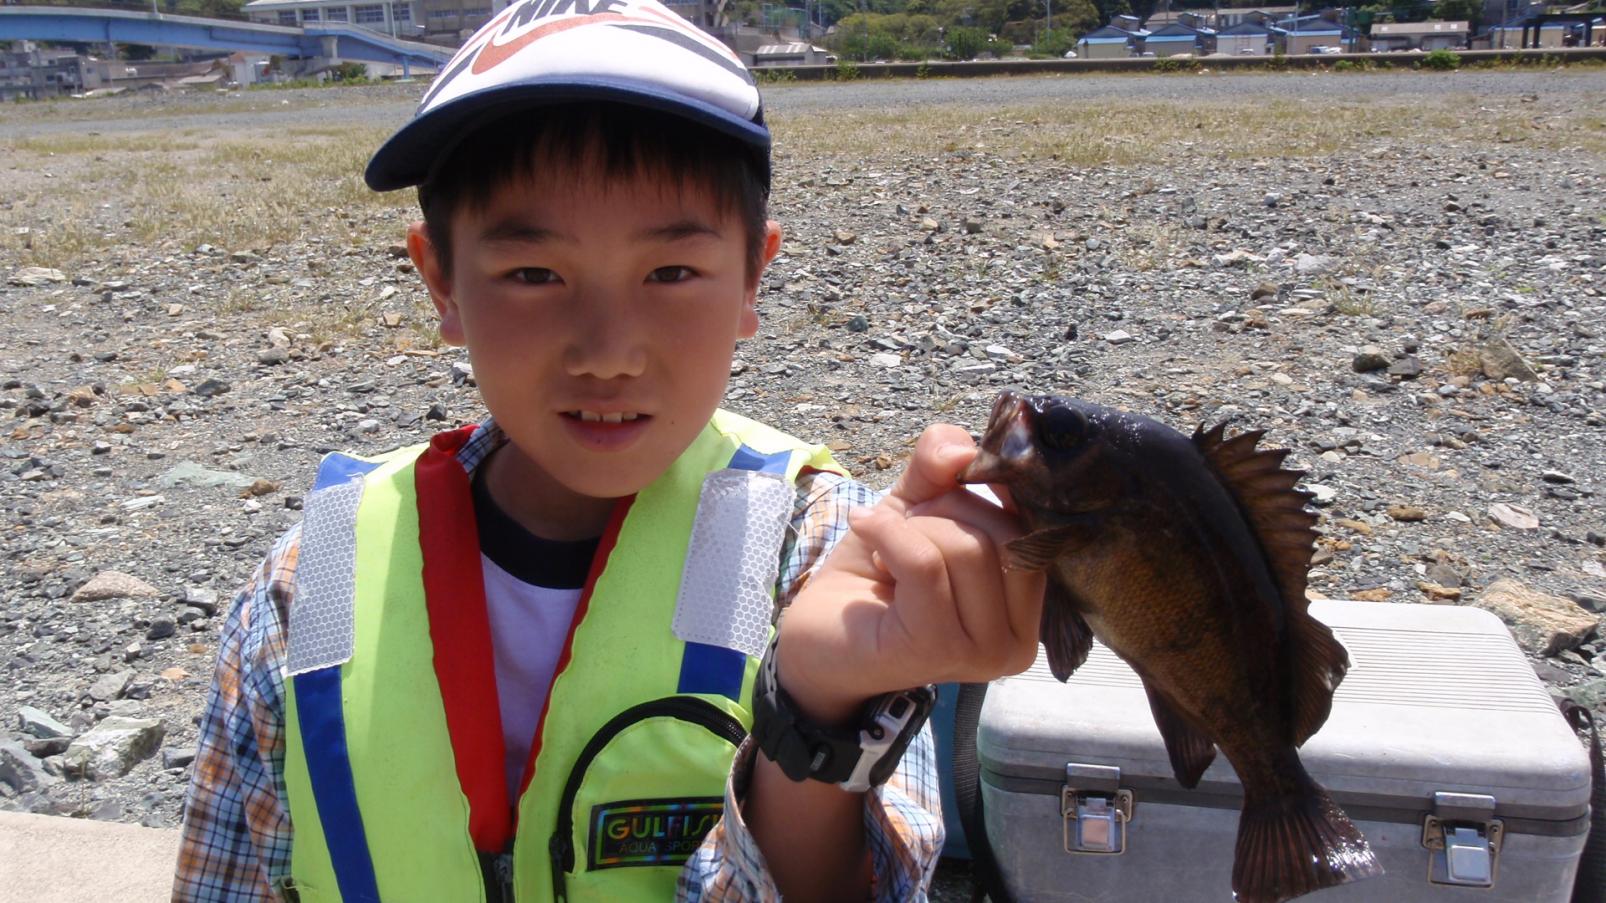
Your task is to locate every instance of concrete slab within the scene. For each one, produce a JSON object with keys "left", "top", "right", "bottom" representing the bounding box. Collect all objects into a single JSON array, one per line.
[{"left": 0, "top": 811, "right": 178, "bottom": 902}]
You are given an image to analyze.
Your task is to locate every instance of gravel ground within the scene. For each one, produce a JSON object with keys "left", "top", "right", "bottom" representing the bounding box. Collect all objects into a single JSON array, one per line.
[{"left": 1, "top": 69, "right": 1604, "bottom": 899}]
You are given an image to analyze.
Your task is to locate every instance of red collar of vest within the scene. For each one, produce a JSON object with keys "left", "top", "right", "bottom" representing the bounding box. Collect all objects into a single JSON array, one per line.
[{"left": 415, "top": 425, "right": 631, "bottom": 852}]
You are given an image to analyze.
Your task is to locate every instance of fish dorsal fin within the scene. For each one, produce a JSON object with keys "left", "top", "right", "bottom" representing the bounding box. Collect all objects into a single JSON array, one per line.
[{"left": 1192, "top": 422, "right": 1349, "bottom": 745}]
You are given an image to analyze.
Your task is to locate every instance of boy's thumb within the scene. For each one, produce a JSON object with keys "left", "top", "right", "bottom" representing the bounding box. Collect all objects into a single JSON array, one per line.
[{"left": 887, "top": 424, "right": 977, "bottom": 507}]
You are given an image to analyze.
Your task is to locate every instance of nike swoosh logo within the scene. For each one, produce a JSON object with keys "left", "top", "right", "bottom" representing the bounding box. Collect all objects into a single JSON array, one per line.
[{"left": 471, "top": 12, "right": 631, "bottom": 74}]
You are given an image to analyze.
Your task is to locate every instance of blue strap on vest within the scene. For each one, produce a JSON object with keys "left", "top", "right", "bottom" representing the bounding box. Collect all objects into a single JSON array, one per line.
[
  {"left": 675, "top": 444, "right": 793, "bottom": 700},
  {"left": 297, "top": 452, "right": 385, "bottom": 902}
]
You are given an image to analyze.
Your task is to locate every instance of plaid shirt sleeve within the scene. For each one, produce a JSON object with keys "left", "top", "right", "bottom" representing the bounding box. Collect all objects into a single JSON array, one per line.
[
  {"left": 678, "top": 471, "right": 946, "bottom": 902},
  {"left": 172, "top": 525, "right": 299, "bottom": 902}
]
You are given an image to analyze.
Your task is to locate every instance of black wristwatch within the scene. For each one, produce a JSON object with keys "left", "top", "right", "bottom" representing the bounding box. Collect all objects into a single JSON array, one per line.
[{"left": 751, "top": 636, "right": 935, "bottom": 793}]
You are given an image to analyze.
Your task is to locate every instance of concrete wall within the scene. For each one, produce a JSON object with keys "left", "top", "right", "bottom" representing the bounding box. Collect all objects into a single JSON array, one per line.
[
  {"left": 1145, "top": 38, "right": 1197, "bottom": 57},
  {"left": 1077, "top": 41, "right": 1131, "bottom": 59},
  {"left": 1215, "top": 34, "right": 1266, "bottom": 54}
]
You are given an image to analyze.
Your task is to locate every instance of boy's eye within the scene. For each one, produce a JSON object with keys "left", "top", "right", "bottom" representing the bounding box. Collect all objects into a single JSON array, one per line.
[
  {"left": 511, "top": 267, "right": 561, "bottom": 285},
  {"left": 647, "top": 266, "right": 696, "bottom": 284}
]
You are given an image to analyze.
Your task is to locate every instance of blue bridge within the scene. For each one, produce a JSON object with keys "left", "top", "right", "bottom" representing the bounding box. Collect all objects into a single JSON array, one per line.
[{"left": 0, "top": 5, "right": 452, "bottom": 76}]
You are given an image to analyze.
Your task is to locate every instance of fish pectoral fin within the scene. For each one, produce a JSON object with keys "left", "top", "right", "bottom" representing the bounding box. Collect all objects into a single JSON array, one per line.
[
  {"left": 1005, "top": 524, "right": 1089, "bottom": 572},
  {"left": 1289, "top": 611, "right": 1351, "bottom": 746},
  {"left": 1141, "top": 683, "right": 1217, "bottom": 789},
  {"left": 1041, "top": 581, "right": 1094, "bottom": 682}
]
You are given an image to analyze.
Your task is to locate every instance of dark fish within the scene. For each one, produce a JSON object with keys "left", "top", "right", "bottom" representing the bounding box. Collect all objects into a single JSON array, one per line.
[{"left": 960, "top": 390, "right": 1381, "bottom": 903}]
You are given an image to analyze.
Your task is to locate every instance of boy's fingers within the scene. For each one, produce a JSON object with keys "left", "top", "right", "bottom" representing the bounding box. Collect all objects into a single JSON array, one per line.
[
  {"left": 906, "top": 490, "right": 1045, "bottom": 652},
  {"left": 886, "top": 425, "right": 977, "bottom": 509},
  {"left": 847, "top": 505, "right": 958, "bottom": 636}
]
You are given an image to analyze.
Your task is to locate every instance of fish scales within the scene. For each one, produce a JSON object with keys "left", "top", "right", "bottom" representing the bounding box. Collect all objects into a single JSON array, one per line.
[{"left": 960, "top": 390, "right": 1381, "bottom": 903}]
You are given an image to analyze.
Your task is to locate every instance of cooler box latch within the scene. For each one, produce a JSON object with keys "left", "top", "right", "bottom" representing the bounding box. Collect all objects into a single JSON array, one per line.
[
  {"left": 1422, "top": 791, "right": 1503, "bottom": 888},
  {"left": 1061, "top": 763, "right": 1134, "bottom": 855}
]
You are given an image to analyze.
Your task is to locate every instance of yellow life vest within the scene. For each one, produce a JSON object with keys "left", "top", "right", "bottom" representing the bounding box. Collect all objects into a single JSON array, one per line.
[{"left": 282, "top": 410, "right": 842, "bottom": 901}]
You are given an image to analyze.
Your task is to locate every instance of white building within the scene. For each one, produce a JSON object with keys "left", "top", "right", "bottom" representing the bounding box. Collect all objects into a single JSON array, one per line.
[{"left": 243, "top": 0, "right": 433, "bottom": 39}]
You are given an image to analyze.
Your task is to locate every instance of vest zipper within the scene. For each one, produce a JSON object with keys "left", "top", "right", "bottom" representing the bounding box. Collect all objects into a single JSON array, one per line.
[
  {"left": 548, "top": 696, "right": 747, "bottom": 901},
  {"left": 493, "top": 850, "right": 515, "bottom": 903}
]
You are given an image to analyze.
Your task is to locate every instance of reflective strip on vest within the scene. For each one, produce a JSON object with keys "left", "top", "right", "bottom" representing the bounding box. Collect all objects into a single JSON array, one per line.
[{"left": 283, "top": 413, "right": 844, "bottom": 902}]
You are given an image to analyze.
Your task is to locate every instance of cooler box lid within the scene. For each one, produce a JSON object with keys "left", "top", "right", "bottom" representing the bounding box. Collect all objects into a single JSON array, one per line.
[{"left": 978, "top": 599, "right": 1591, "bottom": 829}]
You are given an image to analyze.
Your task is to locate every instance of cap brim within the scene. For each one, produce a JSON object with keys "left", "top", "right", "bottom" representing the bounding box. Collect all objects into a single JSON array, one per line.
[{"left": 365, "top": 76, "right": 771, "bottom": 192}]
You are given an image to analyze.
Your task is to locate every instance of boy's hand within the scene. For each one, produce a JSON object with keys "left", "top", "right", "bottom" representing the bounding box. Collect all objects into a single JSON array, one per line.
[{"left": 775, "top": 424, "right": 1047, "bottom": 724}]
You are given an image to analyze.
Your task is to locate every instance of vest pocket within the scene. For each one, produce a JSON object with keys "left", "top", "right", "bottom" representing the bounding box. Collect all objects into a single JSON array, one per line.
[{"left": 549, "top": 696, "right": 746, "bottom": 903}]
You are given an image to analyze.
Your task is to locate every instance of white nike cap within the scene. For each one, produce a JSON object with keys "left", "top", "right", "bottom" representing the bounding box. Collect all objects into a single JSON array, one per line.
[{"left": 365, "top": 0, "right": 769, "bottom": 192}]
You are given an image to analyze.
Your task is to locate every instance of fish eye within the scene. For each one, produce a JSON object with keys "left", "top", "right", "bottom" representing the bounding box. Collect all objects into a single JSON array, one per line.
[{"left": 1036, "top": 405, "right": 1087, "bottom": 451}]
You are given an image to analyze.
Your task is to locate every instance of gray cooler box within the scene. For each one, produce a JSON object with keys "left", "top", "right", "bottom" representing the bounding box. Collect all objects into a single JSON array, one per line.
[{"left": 978, "top": 599, "right": 1593, "bottom": 901}]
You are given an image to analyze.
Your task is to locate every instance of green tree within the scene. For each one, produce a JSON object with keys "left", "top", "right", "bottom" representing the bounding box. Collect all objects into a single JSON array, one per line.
[
  {"left": 945, "top": 24, "right": 986, "bottom": 56},
  {"left": 1092, "top": 0, "right": 1130, "bottom": 25},
  {"left": 1431, "top": 0, "right": 1479, "bottom": 27},
  {"left": 1056, "top": 0, "right": 1099, "bottom": 38}
]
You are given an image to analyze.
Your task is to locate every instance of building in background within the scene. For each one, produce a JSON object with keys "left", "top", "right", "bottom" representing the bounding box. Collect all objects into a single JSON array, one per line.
[
  {"left": 0, "top": 41, "right": 101, "bottom": 100},
  {"left": 243, "top": 0, "right": 467, "bottom": 42},
  {"left": 1076, "top": 24, "right": 1141, "bottom": 58},
  {"left": 749, "top": 42, "right": 832, "bottom": 65},
  {"left": 1369, "top": 20, "right": 1469, "bottom": 50},
  {"left": 1143, "top": 20, "right": 1213, "bottom": 56},
  {"left": 1214, "top": 21, "right": 1272, "bottom": 54}
]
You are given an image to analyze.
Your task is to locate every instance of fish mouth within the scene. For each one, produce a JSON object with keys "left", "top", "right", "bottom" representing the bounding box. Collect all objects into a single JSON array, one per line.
[{"left": 959, "top": 390, "right": 1034, "bottom": 484}]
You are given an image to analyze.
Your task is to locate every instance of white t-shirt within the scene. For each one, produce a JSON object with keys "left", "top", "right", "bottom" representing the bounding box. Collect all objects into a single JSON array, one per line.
[{"left": 472, "top": 467, "right": 598, "bottom": 806}]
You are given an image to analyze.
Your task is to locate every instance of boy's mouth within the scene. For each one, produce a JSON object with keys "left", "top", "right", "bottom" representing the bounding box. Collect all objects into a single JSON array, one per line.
[{"left": 566, "top": 410, "right": 643, "bottom": 424}]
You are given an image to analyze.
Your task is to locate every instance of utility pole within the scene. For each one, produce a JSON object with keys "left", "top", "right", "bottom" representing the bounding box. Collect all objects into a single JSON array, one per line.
[{"left": 1046, "top": 0, "right": 1051, "bottom": 35}]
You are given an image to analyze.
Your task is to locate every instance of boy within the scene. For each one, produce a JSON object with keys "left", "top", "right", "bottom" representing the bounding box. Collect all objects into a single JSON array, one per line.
[{"left": 172, "top": 2, "right": 1044, "bottom": 900}]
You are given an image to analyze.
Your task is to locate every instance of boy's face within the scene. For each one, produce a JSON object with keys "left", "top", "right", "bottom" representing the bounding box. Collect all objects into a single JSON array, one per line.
[{"left": 410, "top": 158, "right": 779, "bottom": 506}]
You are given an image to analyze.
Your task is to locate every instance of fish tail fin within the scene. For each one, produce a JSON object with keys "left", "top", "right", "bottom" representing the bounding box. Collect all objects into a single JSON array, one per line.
[{"left": 1232, "top": 771, "right": 1382, "bottom": 903}]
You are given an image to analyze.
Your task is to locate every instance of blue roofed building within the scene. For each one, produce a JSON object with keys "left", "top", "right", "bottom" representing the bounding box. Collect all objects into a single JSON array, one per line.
[{"left": 1076, "top": 24, "right": 1141, "bottom": 58}]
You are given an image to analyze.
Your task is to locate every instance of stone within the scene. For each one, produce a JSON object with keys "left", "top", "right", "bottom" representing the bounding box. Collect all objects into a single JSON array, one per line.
[
  {"left": 1474, "top": 579, "right": 1600, "bottom": 656},
  {"left": 62, "top": 716, "right": 165, "bottom": 780},
  {"left": 17, "top": 706, "right": 73, "bottom": 740},
  {"left": 1479, "top": 337, "right": 1538, "bottom": 382},
  {"left": 1562, "top": 678, "right": 1606, "bottom": 712},
  {"left": 1387, "top": 505, "right": 1427, "bottom": 522},
  {"left": 161, "top": 746, "right": 197, "bottom": 770},
  {"left": 1541, "top": 471, "right": 1576, "bottom": 485},
  {"left": 70, "top": 571, "right": 159, "bottom": 603},
  {"left": 868, "top": 352, "right": 902, "bottom": 369},
  {"left": 1387, "top": 355, "right": 1423, "bottom": 379},
  {"left": 0, "top": 741, "right": 59, "bottom": 792},
  {"left": 88, "top": 669, "right": 135, "bottom": 702},
  {"left": 962, "top": 216, "right": 983, "bottom": 234},
  {"left": 8, "top": 266, "right": 67, "bottom": 287},
  {"left": 1294, "top": 253, "right": 1334, "bottom": 276},
  {"left": 846, "top": 315, "right": 869, "bottom": 333},
  {"left": 182, "top": 586, "right": 219, "bottom": 616},
  {"left": 256, "top": 348, "right": 289, "bottom": 365},
  {"left": 1351, "top": 346, "right": 1389, "bottom": 373},
  {"left": 1104, "top": 330, "right": 1134, "bottom": 346},
  {"left": 156, "top": 461, "right": 259, "bottom": 492},
  {"left": 1488, "top": 503, "right": 1539, "bottom": 531},
  {"left": 833, "top": 229, "right": 857, "bottom": 245},
  {"left": 192, "top": 378, "right": 231, "bottom": 397},
  {"left": 146, "top": 615, "right": 177, "bottom": 640},
  {"left": 1250, "top": 281, "right": 1279, "bottom": 301}
]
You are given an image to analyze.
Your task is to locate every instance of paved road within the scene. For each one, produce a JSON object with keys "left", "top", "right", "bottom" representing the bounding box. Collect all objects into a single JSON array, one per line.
[{"left": 2, "top": 68, "right": 1603, "bottom": 138}]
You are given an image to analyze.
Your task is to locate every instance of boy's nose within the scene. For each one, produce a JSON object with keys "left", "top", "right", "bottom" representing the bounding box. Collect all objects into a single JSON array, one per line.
[{"left": 561, "top": 291, "right": 647, "bottom": 380}]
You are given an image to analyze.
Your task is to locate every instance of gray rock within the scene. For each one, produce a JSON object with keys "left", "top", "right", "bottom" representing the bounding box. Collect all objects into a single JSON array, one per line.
[
  {"left": 846, "top": 315, "right": 869, "bottom": 333},
  {"left": 192, "top": 378, "right": 231, "bottom": 397},
  {"left": 8, "top": 267, "right": 67, "bottom": 287},
  {"left": 146, "top": 615, "right": 176, "bottom": 640},
  {"left": 1479, "top": 337, "right": 1538, "bottom": 382},
  {"left": 181, "top": 585, "right": 219, "bottom": 616},
  {"left": 17, "top": 706, "right": 73, "bottom": 740},
  {"left": 161, "top": 746, "right": 197, "bottom": 769},
  {"left": 1104, "top": 330, "right": 1134, "bottom": 346},
  {"left": 155, "top": 461, "right": 259, "bottom": 492},
  {"left": 256, "top": 348, "right": 289, "bottom": 365},
  {"left": 0, "top": 741, "right": 59, "bottom": 792},
  {"left": 1351, "top": 346, "right": 1389, "bottom": 373},
  {"left": 87, "top": 669, "right": 135, "bottom": 702},
  {"left": 62, "top": 716, "right": 165, "bottom": 780},
  {"left": 962, "top": 216, "right": 983, "bottom": 234},
  {"left": 70, "top": 571, "right": 159, "bottom": 603},
  {"left": 1294, "top": 253, "right": 1334, "bottom": 275},
  {"left": 868, "top": 352, "right": 902, "bottom": 369},
  {"left": 1387, "top": 355, "right": 1423, "bottom": 379}
]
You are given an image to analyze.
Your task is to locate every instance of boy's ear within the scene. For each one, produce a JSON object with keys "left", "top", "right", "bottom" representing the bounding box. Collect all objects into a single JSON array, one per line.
[
  {"left": 739, "top": 220, "right": 783, "bottom": 339},
  {"left": 407, "top": 221, "right": 465, "bottom": 347}
]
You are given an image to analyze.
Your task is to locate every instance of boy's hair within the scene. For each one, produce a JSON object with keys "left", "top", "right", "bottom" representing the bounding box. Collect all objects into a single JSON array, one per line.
[{"left": 417, "top": 103, "right": 770, "bottom": 284}]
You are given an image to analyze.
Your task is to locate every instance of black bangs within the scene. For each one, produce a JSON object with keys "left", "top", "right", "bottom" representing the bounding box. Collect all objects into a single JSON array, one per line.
[{"left": 417, "top": 102, "right": 769, "bottom": 280}]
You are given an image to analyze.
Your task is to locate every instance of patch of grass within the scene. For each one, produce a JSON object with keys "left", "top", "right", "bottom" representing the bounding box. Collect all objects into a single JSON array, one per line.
[
  {"left": 0, "top": 126, "right": 406, "bottom": 268},
  {"left": 1421, "top": 49, "right": 1461, "bottom": 71},
  {"left": 1152, "top": 57, "right": 1197, "bottom": 73},
  {"left": 834, "top": 59, "right": 861, "bottom": 81},
  {"left": 754, "top": 68, "right": 797, "bottom": 84}
]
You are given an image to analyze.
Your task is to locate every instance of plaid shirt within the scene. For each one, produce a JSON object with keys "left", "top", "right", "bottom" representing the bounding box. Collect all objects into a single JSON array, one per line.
[{"left": 172, "top": 418, "right": 944, "bottom": 902}]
